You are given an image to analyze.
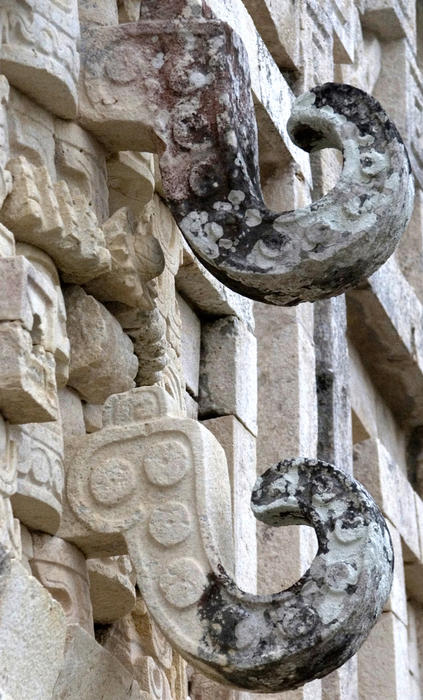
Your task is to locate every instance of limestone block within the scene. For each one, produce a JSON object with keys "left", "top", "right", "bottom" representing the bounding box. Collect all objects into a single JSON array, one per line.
[
  {"left": 55, "top": 119, "right": 109, "bottom": 224},
  {"left": 360, "top": 0, "right": 416, "bottom": 44},
  {"left": 7, "top": 87, "right": 56, "bottom": 179},
  {"left": 0, "top": 495, "right": 21, "bottom": 559},
  {"left": 52, "top": 623, "right": 141, "bottom": 699},
  {"left": 178, "top": 293, "right": 201, "bottom": 398},
  {"left": 85, "top": 207, "right": 164, "bottom": 309},
  {"left": 0, "top": 558, "right": 66, "bottom": 700},
  {"left": 202, "top": 416, "right": 257, "bottom": 593},
  {"left": 88, "top": 555, "right": 136, "bottom": 623},
  {"left": 241, "top": 0, "right": 300, "bottom": 69},
  {"left": 17, "top": 243, "right": 70, "bottom": 388},
  {"left": 353, "top": 438, "right": 420, "bottom": 561},
  {"left": 199, "top": 316, "right": 257, "bottom": 435},
  {"left": 0, "top": 0, "right": 80, "bottom": 118},
  {"left": 19, "top": 524, "right": 33, "bottom": 574},
  {"left": 78, "top": 0, "right": 119, "bottom": 25},
  {"left": 184, "top": 391, "right": 199, "bottom": 420},
  {"left": 131, "top": 596, "right": 173, "bottom": 670},
  {"left": 358, "top": 612, "right": 410, "bottom": 699},
  {"left": 339, "top": 31, "right": 382, "bottom": 94},
  {"left": 31, "top": 534, "right": 94, "bottom": 635},
  {"left": 0, "top": 414, "right": 17, "bottom": 498},
  {"left": 0, "top": 225, "right": 14, "bottom": 258},
  {"left": 118, "top": 0, "right": 141, "bottom": 23},
  {"left": 10, "top": 419, "right": 64, "bottom": 534},
  {"left": 83, "top": 403, "right": 103, "bottom": 433},
  {"left": 107, "top": 152, "right": 155, "bottom": 215},
  {"left": 383, "top": 521, "right": 407, "bottom": 626},
  {"left": 396, "top": 186, "right": 423, "bottom": 303},
  {"left": 321, "top": 657, "right": 357, "bottom": 700},
  {"left": 177, "top": 240, "right": 255, "bottom": 331},
  {"left": 65, "top": 285, "right": 138, "bottom": 403},
  {"left": 59, "top": 388, "right": 85, "bottom": 437},
  {"left": 1, "top": 157, "right": 111, "bottom": 284},
  {"left": 0, "top": 78, "right": 11, "bottom": 210},
  {"left": 0, "top": 322, "right": 58, "bottom": 424}
]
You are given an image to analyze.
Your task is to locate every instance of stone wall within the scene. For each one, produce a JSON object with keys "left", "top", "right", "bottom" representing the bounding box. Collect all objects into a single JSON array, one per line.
[{"left": 0, "top": 0, "right": 421, "bottom": 698}]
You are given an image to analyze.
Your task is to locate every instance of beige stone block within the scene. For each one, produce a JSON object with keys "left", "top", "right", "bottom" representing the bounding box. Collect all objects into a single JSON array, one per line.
[
  {"left": 65, "top": 285, "right": 138, "bottom": 403},
  {"left": 241, "top": 0, "right": 300, "bottom": 69},
  {"left": 184, "top": 391, "right": 199, "bottom": 420},
  {"left": 31, "top": 534, "right": 94, "bottom": 635},
  {"left": 83, "top": 402, "right": 103, "bottom": 433},
  {"left": 118, "top": 0, "right": 141, "bottom": 23},
  {"left": 360, "top": 0, "right": 416, "bottom": 44},
  {"left": 0, "top": 0, "right": 80, "bottom": 119},
  {"left": 11, "top": 419, "right": 64, "bottom": 534},
  {"left": 59, "top": 388, "right": 85, "bottom": 437},
  {"left": 383, "top": 521, "right": 408, "bottom": 625},
  {"left": 202, "top": 415, "right": 256, "bottom": 593},
  {"left": 178, "top": 293, "right": 201, "bottom": 398},
  {"left": 19, "top": 524, "right": 33, "bottom": 574},
  {"left": 88, "top": 555, "right": 136, "bottom": 623},
  {"left": 199, "top": 317, "right": 257, "bottom": 435},
  {"left": 107, "top": 152, "right": 155, "bottom": 215},
  {"left": 0, "top": 558, "right": 66, "bottom": 700},
  {"left": 131, "top": 596, "right": 173, "bottom": 670},
  {"left": 0, "top": 77, "right": 12, "bottom": 210},
  {"left": 85, "top": 207, "right": 164, "bottom": 309},
  {"left": 358, "top": 612, "right": 410, "bottom": 699},
  {"left": 0, "top": 225, "right": 15, "bottom": 258},
  {"left": 7, "top": 87, "right": 56, "bottom": 179},
  {"left": 78, "top": 0, "right": 119, "bottom": 25},
  {"left": 0, "top": 322, "right": 58, "bottom": 423},
  {"left": 55, "top": 118, "right": 109, "bottom": 223},
  {"left": 353, "top": 438, "right": 420, "bottom": 561},
  {"left": 321, "top": 657, "right": 357, "bottom": 700},
  {"left": 177, "top": 239, "right": 255, "bottom": 330},
  {"left": 52, "top": 624, "right": 141, "bottom": 699},
  {"left": 0, "top": 408, "right": 17, "bottom": 499},
  {"left": 1, "top": 157, "right": 111, "bottom": 284}
]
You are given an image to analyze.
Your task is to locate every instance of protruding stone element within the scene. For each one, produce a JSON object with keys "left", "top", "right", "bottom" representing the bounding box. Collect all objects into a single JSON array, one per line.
[
  {"left": 0, "top": 157, "right": 111, "bottom": 284},
  {"left": 54, "top": 119, "right": 109, "bottom": 224},
  {"left": 0, "top": 255, "right": 59, "bottom": 423},
  {"left": 0, "top": 77, "right": 12, "bottom": 210},
  {"left": 52, "top": 624, "right": 142, "bottom": 699},
  {"left": 0, "top": 0, "right": 80, "bottom": 119},
  {"left": 87, "top": 555, "right": 136, "bottom": 623},
  {"left": 66, "top": 385, "right": 393, "bottom": 692},
  {"left": 107, "top": 152, "right": 155, "bottom": 215},
  {"left": 7, "top": 87, "right": 56, "bottom": 179},
  {"left": 0, "top": 414, "right": 16, "bottom": 499},
  {"left": 132, "top": 596, "right": 173, "bottom": 670},
  {"left": 10, "top": 420, "right": 64, "bottom": 534},
  {"left": 31, "top": 534, "right": 94, "bottom": 635},
  {"left": 78, "top": 11, "right": 413, "bottom": 305},
  {"left": 0, "top": 558, "right": 66, "bottom": 699},
  {"left": 84, "top": 207, "right": 164, "bottom": 308},
  {"left": 64, "top": 285, "right": 138, "bottom": 404}
]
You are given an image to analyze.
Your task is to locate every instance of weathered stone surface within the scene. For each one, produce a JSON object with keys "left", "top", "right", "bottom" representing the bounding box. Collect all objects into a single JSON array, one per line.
[
  {"left": 0, "top": 558, "right": 66, "bottom": 700},
  {"left": 52, "top": 624, "right": 142, "bottom": 699},
  {"left": 10, "top": 419, "right": 64, "bottom": 534},
  {"left": 0, "top": 77, "right": 11, "bottom": 211},
  {"left": 199, "top": 316, "right": 257, "bottom": 435},
  {"left": 0, "top": 0, "right": 80, "bottom": 119},
  {"left": 178, "top": 293, "right": 201, "bottom": 398},
  {"left": 82, "top": 403, "right": 103, "bottom": 434},
  {"left": 107, "top": 152, "right": 155, "bottom": 216},
  {"left": 353, "top": 437, "right": 420, "bottom": 561},
  {"left": 88, "top": 555, "right": 136, "bottom": 623},
  {"left": 357, "top": 612, "right": 410, "bottom": 699},
  {"left": 85, "top": 206, "right": 164, "bottom": 309},
  {"left": 59, "top": 388, "right": 85, "bottom": 437},
  {"left": 0, "top": 157, "right": 111, "bottom": 284},
  {"left": 31, "top": 534, "right": 94, "bottom": 635},
  {"left": 64, "top": 285, "right": 138, "bottom": 403}
]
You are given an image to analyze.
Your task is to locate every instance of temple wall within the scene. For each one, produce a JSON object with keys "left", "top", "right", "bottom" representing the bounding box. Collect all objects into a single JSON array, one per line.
[{"left": 0, "top": 1, "right": 421, "bottom": 698}]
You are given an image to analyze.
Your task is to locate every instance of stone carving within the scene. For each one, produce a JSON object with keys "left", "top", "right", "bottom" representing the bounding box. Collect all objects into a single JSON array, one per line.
[
  {"left": 0, "top": 0, "right": 80, "bottom": 119},
  {"left": 87, "top": 555, "right": 136, "bottom": 623},
  {"left": 0, "top": 78, "right": 11, "bottom": 211},
  {"left": 30, "top": 534, "right": 94, "bottom": 635},
  {"left": 0, "top": 157, "right": 111, "bottom": 285},
  {"left": 0, "top": 255, "right": 59, "bottom": 423},
  {"left": 107, "top": 152, "right": 155, "bottom": 216},
  {"left": 66, "top": 385, "right": 393, "bottom": 692},
  {"left": 78, "top": 7, "right": 413, "bottom": 305},
  {"left": 10, "top": 420, "right": 64, "bottom": 534},
  {"left": 84, "top": 206, "right": 165, "bottom": 308},
  {"left": 64, "top": 285, "right": 138, "bottom": 403}
]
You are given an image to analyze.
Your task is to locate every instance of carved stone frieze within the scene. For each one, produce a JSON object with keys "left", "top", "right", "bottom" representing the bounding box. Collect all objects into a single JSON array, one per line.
[
  {"left": 66, "top": 385, "right": 393, "bottom": 692},
  {"left": 0, "top": 157, "right": 111, "bottom": 285},
  {"left": 0, "top": 0, "right": 80, "bottom": 119},
  {"left": 78, "top": 9, "right": 413, "bottom": 306}
]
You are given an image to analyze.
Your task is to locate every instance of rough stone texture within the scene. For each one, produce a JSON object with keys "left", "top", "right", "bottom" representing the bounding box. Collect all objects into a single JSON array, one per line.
[
  {"left": 87, "top": 555, "right": 136, "bottom": 623},
  {"left": 199, "top": 316, "right": 257, "bottom": 435},
  {"left": 178, "top": 293, "right": 201, "bottom": 398},
  {"left": 64, "top": 285, "right": 138, "bottom": 404}
]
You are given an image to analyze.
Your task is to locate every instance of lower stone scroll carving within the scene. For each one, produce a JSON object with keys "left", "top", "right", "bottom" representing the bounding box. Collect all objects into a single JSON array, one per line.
[{"left": 66, "top": 386, "right": 393, "bottom": 693}]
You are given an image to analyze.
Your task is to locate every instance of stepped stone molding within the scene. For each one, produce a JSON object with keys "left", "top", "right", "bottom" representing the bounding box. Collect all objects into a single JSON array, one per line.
[
  {"left": 66, "top": 385, "right": 393, "bottom": 692},
  {"left": 78, "top": 5, "right": 413, "bottom": 305}
]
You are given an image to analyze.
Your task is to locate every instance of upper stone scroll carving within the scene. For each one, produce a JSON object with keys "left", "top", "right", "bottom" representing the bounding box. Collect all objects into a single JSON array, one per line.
[
  {"left": 66, "top": 386, "right": 393, "bottom": 693},
  {"left": 78, "top": 6, "right": 414, "bottom": 305}
]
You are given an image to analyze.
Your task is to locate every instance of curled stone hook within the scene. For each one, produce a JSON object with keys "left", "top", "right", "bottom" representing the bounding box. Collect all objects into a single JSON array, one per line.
[{"left": 66, "top": 389, "right": 393, "bottom": 692}]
